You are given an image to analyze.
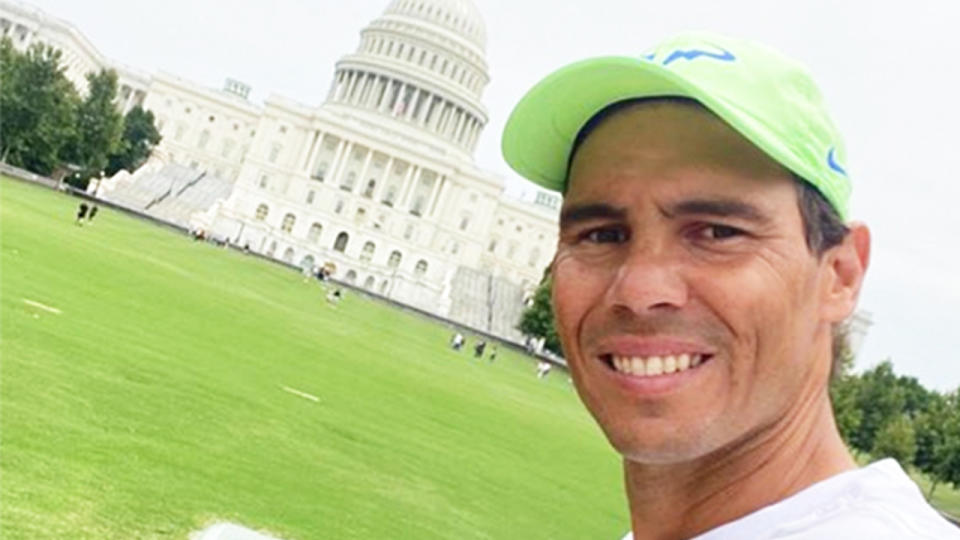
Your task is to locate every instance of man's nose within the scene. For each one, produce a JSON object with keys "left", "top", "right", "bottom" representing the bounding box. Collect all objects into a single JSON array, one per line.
[{"left": 605, "top": 242, "right": 689, "bottom": 315}]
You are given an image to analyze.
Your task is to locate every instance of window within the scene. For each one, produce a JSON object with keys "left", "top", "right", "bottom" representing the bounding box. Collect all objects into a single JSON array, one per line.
[
  {"left": 363, "top": 179, "right": 376, "bottom": 198},
  {"left": 334, "top": 232, "right": 349, "bottom": 252},
  {"left": 198, "top": 129, "right": 210, "bottom": 149},
  {"left": 360, "top": 241, "right": 375, "bottom": 263},
  {"left": 403, "top": 223, "right": 415, "bottom": 240},
  {"left": 221, "top": 139, "right": 235, "bottom": 158},
  {"left": 255, "top": 204, "right": 269, "bottom": 220},
  {"left": 459, "top": 214, "right": 470, "bottom": 231},
  {"left": 306, "top": 190, "right": 315, "bottom": 204},
  {"left": 355, "top": 207, "right": 367, "bottom": 224},
  {"left": 382, "top": 186, "right": 397, "bottom": 206},
  {"left": 174, "top": 124, "right": 186, "bottom": 141},
  {"left": 342, "top": 171, "right": 356, "bottom": 191},
  {"left": 487, "top": 238, "right": 498, "bottom": 253},
  {"left": 267, "top": 241, "right": 277, "bottom": 256},
  {"left": 300, "top": 255, "right": 316, "bottom": 270},
  {"left": 335, "top": 200, "right": 344, "bottom": 214},
  {"left": 281, "top": 213, "right": 296, "bottom": 233},
  {"left": 282, "top": 247, "right": 295, "bottom": 263},
  {"left": 363, "top": 276, "right": 376, "bottom": 289},
  {"left": 308, "top": 222, "right": 323, "bottom": 242},
  {"left": 313, "top": 162, "right": 328, "bottom": 181},
  {"left": 414, "top": 259, "right": 428, "bottom": 277},
  {"left": 268, "top": 144, "right": 281, "bottom": 163},
  {"left": 388, "top": 250, "right": 402, "bottom": 268},
  {"left": 410, "top": 195, "right": 425, "bottom": 216},
  {"left": 379, "top": 280, "right": 389, "bottom": 294},
  {"left": 259, "top": 175, "right": 268, "bottom": 189},
  {"left": 344, "top": 270, "right": 357, "bottom": 284}
]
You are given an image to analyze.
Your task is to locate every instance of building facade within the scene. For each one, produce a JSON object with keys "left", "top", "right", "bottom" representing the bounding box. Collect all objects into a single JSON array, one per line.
[{"left": 2, "top": 0, "right": 561, "bottom": 339}]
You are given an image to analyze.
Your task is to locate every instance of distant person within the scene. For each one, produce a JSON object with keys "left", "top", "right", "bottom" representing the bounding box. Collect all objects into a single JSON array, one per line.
[
  {"left": 536, "top": 360, "right": 551, "bottom": 379},
  {"left": 474, "top": 340, "right": 486, "bottom": 358},
  {"left": 87, "top": 205, "right": 99, "bottom": 223},
  {"left": 326, "top": 288, "right": 342, "bottom": 305},
  {"left": 502, "top": 31, "right": 959, "bottom": 539},
  {"left": 75, "top": 202, "right": 89, "bottom": 225},
  {"left": 488, "top": 345, "right": 497, "bottom": 363},
  {"left": 450, "top": 332, "right": 464, "bottom": 351}
]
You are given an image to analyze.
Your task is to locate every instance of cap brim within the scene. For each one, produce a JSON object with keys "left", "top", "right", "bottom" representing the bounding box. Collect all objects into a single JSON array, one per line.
[{"left": 502, "top": 56, "right": 716, "bottom": 192}]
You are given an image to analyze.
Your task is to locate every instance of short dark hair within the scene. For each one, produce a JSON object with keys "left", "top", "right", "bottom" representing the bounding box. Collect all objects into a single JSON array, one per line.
[{"left": 567, "top": 97, "right": 852, "bottom": 374}]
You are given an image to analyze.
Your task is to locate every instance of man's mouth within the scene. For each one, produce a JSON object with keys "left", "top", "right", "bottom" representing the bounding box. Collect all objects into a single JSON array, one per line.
[{"left": 600, "top": 353, "right": 712, "bottom": 377}]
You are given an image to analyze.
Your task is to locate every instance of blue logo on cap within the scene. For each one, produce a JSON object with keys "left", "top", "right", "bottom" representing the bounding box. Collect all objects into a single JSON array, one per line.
[
  {"left": 827, "top": 147, "right": 847, "bottom": 176},
  {"left": 661, "top": 47, "right": 736, "bottom": 66}
]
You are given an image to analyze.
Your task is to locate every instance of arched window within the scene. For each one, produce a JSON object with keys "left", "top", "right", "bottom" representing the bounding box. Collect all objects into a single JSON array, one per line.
[
  {"left": 333, "top": 232, "right": 349, "bottom": 252},
  {"left": 308, "top": 222, "right": 323, "bottom": 242},
  {"left": 282, "top": 247, "right": 294, "bottom": 263},
  {"left": 344, "top": 270, "right": 357, "bottom": 284},
  {"left": 414, "top": 259, "right": 428, "bottom": 277},
  {"left": 281, "top": 213, "right": 296, "bottom": 233},
  {"left": 267, "top": 241, "right": 277, "bottom": 256},
  {"left": 255, "top": 204, "right": 269, "bottom": 220},
  {"left": 363, "top": 179, "right": 376, "bottom": 198},
  {"left": 379, "top": 280, "right": 389, "bottom": 294},
  {"left": 388, "top": 250, "right": 402, "bottom": 268},
  {"left": 360, "top": 241, "right": 376, "bottom": 262},
  {"left": 363, "top": 275, "right": 376, "bottom": 289},
  {"left": 300, "top": 254, "right": 315, "bottom": 270}
]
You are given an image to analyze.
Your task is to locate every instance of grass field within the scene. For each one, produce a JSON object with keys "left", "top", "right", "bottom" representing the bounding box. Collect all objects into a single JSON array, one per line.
[{"left": 0, "top": 177, "right": 627, "bottom": 539}]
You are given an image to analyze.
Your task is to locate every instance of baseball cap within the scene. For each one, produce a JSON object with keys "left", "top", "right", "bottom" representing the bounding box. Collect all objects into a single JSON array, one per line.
[{"left": 501, "top": 32, "right": 852, "bottom": 219}]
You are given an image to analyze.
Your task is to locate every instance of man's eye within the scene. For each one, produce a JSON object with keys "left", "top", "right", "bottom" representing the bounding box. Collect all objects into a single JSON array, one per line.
[
  {"left": 700, "top": 224, "right": 744, "bottom": 240},
  {"left": 583, "top": 228, "right": 627, "bottom": 243}
]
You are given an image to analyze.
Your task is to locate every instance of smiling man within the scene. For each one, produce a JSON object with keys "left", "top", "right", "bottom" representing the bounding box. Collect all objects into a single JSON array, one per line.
[{"left": 502, "top": 33, "right": 959, "bottom": 539}]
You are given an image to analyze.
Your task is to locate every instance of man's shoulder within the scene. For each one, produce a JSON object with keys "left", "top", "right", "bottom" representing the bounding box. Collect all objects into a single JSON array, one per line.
[
  {"left": 718, "top": 459, "right": 960, "bottom": 539},
  {"left": 620, "top": 460, "right": 960, "bottom": 540}
]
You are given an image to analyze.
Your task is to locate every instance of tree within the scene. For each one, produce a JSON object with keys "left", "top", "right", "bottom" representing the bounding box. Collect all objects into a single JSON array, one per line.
[
  {"left": 62, "top": 68, "right": 124, "bottom": 188},
  {"left": 105, "top": 105, "right": 162, "bottom": 176},
  {"left": 829, "top": 348, "right": 862, "bottom": 449},
  {"left": 850, "top": 361, "right": 907, "bottom": 454},
  {"left": 517, "top": 279, "right": 562, "bottom": 355},
  {"left": 0, "top": 38, "right": 79, "bottom": 175},
  {"left": 872, "top": 414, "right": 917, "bottom": 466},
  {"left": 916, "top": 391, "right": 960, "bottom": 498}
]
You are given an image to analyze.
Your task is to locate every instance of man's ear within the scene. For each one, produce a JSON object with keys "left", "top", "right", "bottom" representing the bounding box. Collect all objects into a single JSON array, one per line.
[{"left": 820, "top": 222, "right": 871, "bottom": 323}]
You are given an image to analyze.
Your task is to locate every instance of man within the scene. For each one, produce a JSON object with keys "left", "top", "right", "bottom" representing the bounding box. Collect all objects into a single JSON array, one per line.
[{"left": 502, "top": 32, "right": 959, "bottom": 539}]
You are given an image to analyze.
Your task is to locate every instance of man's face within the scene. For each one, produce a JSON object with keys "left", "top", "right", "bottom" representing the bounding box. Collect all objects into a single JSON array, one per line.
[{"left": 553, "top": 102, "right": 836, "bottom": 464}]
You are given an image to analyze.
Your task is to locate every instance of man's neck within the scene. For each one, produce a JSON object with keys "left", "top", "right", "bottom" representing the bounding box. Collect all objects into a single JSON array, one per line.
[{"left": 623, "top": 395, "right": 855, "bottom": 540}]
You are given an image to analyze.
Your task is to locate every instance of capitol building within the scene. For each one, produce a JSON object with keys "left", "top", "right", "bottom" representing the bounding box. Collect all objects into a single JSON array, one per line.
[{"left": 0, "top": 0, "right": 561, "bottom": 340}]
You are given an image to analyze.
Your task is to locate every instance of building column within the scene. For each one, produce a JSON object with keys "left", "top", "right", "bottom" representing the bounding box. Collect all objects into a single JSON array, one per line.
[
  {"left": 405, "top": 88, "right": 420, "bottom": 121},
  {"left": 427, "top": 175, "right": 446, "bottom": 217},
  {"left": 378, "top": 79, "right": 393, "bottom": 112},
  {"left": 373, "top": 156, "right": 395, "bottom": 201},
  {"left": 399, "top": 165, "right": 419, "bottom": 208},
  {"left": 302, "top": 129, "right": 324, "bottom": 172},
  {"left": 416, "top": 92, "right": 432, "bottom": 125},
  {"left": 357, "top": 148, "right": 374, "bottom": 191},
  {"left": 328, "top": 139, "right": 352, "bottom": 185}
]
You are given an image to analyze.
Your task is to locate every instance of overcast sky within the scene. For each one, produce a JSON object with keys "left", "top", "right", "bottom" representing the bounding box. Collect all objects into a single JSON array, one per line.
[{"left": 19, "top": 0, "right": 960, "bottom": 390}]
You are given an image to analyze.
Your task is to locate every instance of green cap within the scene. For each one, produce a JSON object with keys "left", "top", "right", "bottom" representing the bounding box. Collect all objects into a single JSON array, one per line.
[{"left": 501, "top": 32, "right": 851, "bottom": 219}]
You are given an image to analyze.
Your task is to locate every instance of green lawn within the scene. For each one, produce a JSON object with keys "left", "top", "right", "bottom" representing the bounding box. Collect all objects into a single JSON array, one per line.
[{"left": 0, "top": 177, "right": 627, "bottom": 539}]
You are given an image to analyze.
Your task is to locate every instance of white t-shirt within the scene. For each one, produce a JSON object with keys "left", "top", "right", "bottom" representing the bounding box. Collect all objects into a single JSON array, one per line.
[{"left": 621, "top": 459, "right": 960, "bottom": 539}]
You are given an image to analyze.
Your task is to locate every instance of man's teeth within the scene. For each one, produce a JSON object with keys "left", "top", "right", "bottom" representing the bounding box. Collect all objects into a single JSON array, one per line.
[{"left": 611, "top": 354, "right": 704, "bottom": 377}]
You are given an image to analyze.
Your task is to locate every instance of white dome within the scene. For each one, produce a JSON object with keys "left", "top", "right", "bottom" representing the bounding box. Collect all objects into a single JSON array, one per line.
[{"left": 384, "top": 0, "right": 487, "bottom": 50}]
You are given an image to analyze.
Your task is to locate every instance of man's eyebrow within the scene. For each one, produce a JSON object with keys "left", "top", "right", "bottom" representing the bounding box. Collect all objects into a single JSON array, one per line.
[
  {"left": 559, "top": 203, "right": 627, "bottom": 229},
  {"left": 663, "top": 198, "right": 771, "bottom": 223}
]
